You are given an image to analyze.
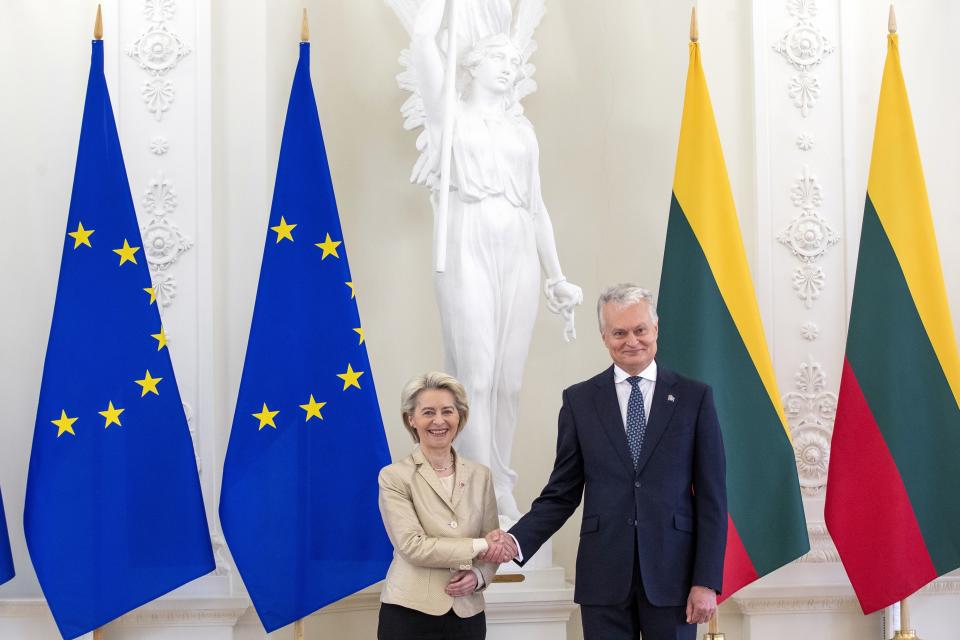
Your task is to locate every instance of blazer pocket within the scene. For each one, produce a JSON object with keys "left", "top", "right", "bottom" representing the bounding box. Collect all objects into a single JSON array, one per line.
[
  {"left": 674, "top": 513, "right": 694, "bottom": 533},
  {"left": 580, "top": 515, "right": 599, "bottom": 536}
]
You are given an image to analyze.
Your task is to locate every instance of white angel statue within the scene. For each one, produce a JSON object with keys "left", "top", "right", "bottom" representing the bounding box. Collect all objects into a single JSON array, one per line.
[{"left": 387, "top": 0, "right": 583, "bottom": 521}]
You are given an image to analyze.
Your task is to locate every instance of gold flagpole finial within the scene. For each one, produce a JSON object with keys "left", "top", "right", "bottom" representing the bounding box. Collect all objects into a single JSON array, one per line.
[
  {"left": 301, "top": 8, "right": 310, "bottom": 42},
  {"left": 690, "top": 6, "right": 699, "bottom": 43},
  {"left": 888, "top": 4, "right": 897, "bottom": 34},
  {"left": 94, "top": 4, "right": 103, "bottom": 40}
]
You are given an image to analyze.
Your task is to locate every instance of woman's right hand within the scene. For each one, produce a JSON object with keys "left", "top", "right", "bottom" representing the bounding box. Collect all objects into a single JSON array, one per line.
[{"left": 413, "top": 0, "right": 446, "bottom": 39}]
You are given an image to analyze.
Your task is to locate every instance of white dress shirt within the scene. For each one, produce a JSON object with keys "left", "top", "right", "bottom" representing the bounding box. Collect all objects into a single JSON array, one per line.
[{"left": 613, "top": 361, "right": 657, "bottom": 429}]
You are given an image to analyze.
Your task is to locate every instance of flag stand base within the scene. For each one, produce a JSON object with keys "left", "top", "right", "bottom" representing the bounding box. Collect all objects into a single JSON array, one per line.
[
  {"left": 703, "top": 634, "right": 725, "bottom": 640},
  {"left": 892, "top": 632, "right": 918, "bottom": 640}
]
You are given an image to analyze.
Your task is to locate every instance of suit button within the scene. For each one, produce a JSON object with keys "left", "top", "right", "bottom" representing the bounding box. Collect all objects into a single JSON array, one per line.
[
  {"left": 626, "top": 518, "right": 635, "bottom": 526},
  {"left": 449, "top": 521, "right": 458, "bottom": 529},
  {"left": 634, "top": 481, "right": 641, "bottom": 488}
]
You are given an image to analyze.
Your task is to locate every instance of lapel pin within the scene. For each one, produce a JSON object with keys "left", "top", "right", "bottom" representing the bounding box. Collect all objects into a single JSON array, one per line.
[{"left": 667, "top": 394, "right": 676, "bottom": 403}]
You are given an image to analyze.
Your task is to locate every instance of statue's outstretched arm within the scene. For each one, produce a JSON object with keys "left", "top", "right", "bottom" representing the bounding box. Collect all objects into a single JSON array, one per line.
[{"left": 411, "top": 0, "right": 446, "bottom": 126}]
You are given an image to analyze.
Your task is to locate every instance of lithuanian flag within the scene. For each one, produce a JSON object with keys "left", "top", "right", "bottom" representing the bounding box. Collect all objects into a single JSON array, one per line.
[
  {"left": 657, "top": 40, "right": 809, "bottom": 600},
  {"left": 825, "top": 32, "right": 960, "bottom": 614}
]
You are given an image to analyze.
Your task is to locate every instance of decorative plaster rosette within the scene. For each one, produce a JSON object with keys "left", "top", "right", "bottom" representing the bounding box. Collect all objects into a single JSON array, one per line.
[
  {"left": 127, "top": 23, "right": 191, "bottom": 76},
  {"left": 779, "top": 211, "right": 839, "bottom": 262}
]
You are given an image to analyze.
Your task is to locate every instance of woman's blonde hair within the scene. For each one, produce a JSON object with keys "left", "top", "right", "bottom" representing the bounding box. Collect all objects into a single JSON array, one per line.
[{"left": 400, "top": 372, "right": 470, "bottom": 443}]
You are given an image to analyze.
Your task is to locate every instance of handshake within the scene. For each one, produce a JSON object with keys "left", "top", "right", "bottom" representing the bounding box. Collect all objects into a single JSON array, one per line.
[{"left": 477, "top": 528, "right": 518, "bottom": 564}]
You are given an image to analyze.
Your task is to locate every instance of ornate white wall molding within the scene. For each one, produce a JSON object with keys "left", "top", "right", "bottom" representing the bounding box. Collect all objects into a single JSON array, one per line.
[
  {"left": 734, "top": 594, "right": 860, "bottom": 615},
  {"left": 127, "top": 0, "right": 191, "bottom": 123},
  {"left": 792, "top": 265, "right": 825, "bottom": 309},
  {"left": 797, "top": 523, "right": 840, "bottom": 563},
  {"left": 774, "top": 0, "right": 835, "bottom": 118},
  {"left": 783, "top": 358, "right": 838, "bottom": 496}
]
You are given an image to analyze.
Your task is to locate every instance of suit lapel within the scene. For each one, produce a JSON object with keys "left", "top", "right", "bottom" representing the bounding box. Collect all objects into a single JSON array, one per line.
[
  {"left": 413, "top": 447, "right": 455, "bottom": 511},
  {"left": 635, "top": 366, "right": 679, "bottom": 475},
  {"left": 450, "top": 454, "right": 467, "bottom": 510},
  {"left": 592, "top": 366, "right": 635, "bottom": 474}
]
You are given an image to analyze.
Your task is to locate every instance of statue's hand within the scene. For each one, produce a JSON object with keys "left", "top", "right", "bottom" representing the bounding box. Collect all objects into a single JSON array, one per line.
[{"left": 544, "top": 279, "right": 583, "bottom": 342}]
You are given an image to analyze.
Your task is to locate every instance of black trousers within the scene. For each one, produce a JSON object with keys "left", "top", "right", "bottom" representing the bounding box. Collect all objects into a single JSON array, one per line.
[
  {"left": 377, "top": 603, "right": 486, "bottom": 640},
  {"left": 580, "top": 541, "right": 696, "bottom": 640}
]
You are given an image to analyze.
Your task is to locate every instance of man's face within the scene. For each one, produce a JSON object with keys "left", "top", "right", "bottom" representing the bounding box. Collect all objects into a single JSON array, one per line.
[{"left": 600, "top": 301, "right": 658, "bottom": 375}]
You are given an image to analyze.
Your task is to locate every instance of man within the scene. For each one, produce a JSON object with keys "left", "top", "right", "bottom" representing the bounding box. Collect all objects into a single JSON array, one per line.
[{"left": 483, "top": 284, "right": 726, "bottom": 639}]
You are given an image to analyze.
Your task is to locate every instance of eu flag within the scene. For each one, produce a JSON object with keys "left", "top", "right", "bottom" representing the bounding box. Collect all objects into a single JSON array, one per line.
[
  {"left": 24, "top": 40, "right": 214, "bottom": 639},
  {"left": 219, "top": 42, "right": 392, "bottom": 632},
  {"left": 0, "top": 487, "right": 13, "bottom": 586}
]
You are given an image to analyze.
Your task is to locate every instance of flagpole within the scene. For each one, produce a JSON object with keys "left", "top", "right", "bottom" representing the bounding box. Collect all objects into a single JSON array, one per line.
[
  {"left": 94, "top": 3, "right": 103, "bottom": 40},
  {"left": 433, "top": 0, "right": 460, "bottom": 272},
  {"left": 91, "top": 11, "right": 104, "bottom": 633},
  {"left": 689, "top": 7, "right": 725, "bottom": 638},
  {"left": 891, "top": 597, "right": 918, "bottom": 639},
  {"left": 292, "top": 14, "right": 309, "bottom": 638}
]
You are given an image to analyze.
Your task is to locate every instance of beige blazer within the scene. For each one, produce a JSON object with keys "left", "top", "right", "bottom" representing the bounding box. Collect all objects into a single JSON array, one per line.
[{"left": 378, "top": 447, "right": 500, "bottom": 617}]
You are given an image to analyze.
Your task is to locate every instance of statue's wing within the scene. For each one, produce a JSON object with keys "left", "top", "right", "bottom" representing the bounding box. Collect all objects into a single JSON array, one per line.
[
  {"left": 512, "top": 0, "right": 545, "bottom": 56},
  {"left": 386, "top": 0, "right": 440, "bottom": 185},
  {"left": 511, "top": 0, "right": 545, "bottom": 108},
  {"left": 386, "top": 0, "right": 423, "bottom": 36}
]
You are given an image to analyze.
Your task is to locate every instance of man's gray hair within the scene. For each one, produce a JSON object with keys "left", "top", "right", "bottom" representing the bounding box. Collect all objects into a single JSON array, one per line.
[{"left": 597, "top": 284, "right": 658, "bottom": 332}]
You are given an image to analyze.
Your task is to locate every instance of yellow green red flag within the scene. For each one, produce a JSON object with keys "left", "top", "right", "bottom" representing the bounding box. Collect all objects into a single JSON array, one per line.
[
  {"left": 825, "top": 33, "right": 960, "bottom": 614},
  {"left": 657, "top": 41, "right": 810, "bottom": 601}
]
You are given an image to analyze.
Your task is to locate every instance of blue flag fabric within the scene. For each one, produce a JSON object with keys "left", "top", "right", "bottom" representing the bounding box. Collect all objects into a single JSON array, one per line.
[
  {"left": 24, "top": 41, "right": 214, "bottom": 639},
  {"left": 219, "top": 43, "right": 393, "bottom": 632},
  {"left": 0, "top": 488, "right": 13, "bottom": 586}
]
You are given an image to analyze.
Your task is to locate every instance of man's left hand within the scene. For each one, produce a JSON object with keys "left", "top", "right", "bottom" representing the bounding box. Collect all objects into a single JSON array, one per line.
[{"left": 685, "top": 585, "right": 717, "bottom": 625}]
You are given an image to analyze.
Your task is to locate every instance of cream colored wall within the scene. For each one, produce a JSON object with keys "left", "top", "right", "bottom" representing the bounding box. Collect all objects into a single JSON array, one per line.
[{"left": 3, "top": 1, "right": 960, "bottom": 639}]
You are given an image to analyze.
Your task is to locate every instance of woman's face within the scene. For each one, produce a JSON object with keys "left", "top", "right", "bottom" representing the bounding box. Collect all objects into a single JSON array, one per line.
[
  {"left": 469, "top": 44, "right": 521, "bottom": 95},
  {"left": 408, "top": 389, "right": 461, "bottom": 451}
]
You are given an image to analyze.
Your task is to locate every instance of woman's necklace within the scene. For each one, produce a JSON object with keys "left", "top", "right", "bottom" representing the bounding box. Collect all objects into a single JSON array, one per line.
[{"left": 431, "top": 456, "right": 454, "bottom": 472}]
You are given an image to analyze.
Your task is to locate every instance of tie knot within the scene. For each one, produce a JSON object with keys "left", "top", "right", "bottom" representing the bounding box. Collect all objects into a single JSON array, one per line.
[{"left": 627, "top": 376, "right": 642, "bottom": 388}]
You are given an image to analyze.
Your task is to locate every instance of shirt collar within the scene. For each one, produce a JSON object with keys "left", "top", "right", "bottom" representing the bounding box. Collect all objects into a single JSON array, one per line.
[{"left": 613, "top": 360, "right": 658, "bottom": 384}]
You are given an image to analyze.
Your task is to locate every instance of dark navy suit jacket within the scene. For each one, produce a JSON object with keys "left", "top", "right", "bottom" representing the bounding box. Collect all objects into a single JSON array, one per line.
[{"left": 509, "top": 363, "right": 727, "bottom": 606}]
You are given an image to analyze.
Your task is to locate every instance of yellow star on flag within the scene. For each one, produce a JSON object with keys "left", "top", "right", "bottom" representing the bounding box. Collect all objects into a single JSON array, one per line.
[
  {"left": 354, "top": 327, "right": 365, "bottom": 345},
  {"left": 299, "top": 395, "right": 327, "bottom": 422},
  {"left": 337, "top": 364, "right": 364, "bottom": 391},
  {"left": 113, "top": 239, "right": 140, "bottom": 266},
  {"left": 315, "top": 233, "right": 342, "bottom": 260},
  {"left": 67, "top": 221, "right": 95, "bottom": 249},
  {"left": 135, "top": 370, "right": 162, "bottom": 397},
  {"left": 345, "top": 281, "right": 356, "bottom": 299},
  {"left": 52, "top": 410, "right": 78, "bottom": 438},
  {"left": 271, "top": 216, "right": 297, "bottom": 243},
  {"left": 144, "top": 287, "right": 157, "bottom": 305},
  {"left": 253, "top": 403, "right": 280, "bottom": 430},
  {"left": 98, "top": 401, "right": 125, "bottom": 428},
  {"left": 151, "top": 327, "right": 168, "bottom": 351}
]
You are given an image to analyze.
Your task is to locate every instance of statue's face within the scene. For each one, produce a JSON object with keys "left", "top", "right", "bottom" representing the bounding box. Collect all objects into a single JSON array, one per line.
[{"left": 469, "top": 44, "right": 521, "bottom": 95}]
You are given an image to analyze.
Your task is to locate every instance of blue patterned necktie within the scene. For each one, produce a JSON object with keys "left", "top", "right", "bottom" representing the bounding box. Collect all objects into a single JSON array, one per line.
[{"left": 626, "top": 376, "right": 648, "bottom": 468}]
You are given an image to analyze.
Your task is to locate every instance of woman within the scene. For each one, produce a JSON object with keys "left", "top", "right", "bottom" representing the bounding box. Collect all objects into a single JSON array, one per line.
[
  {"left": 378, "top": 372, "right": 508, "bottom": 640},
  {"left": 389, "top": 0, "right": 584, "bottom": 520}
]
